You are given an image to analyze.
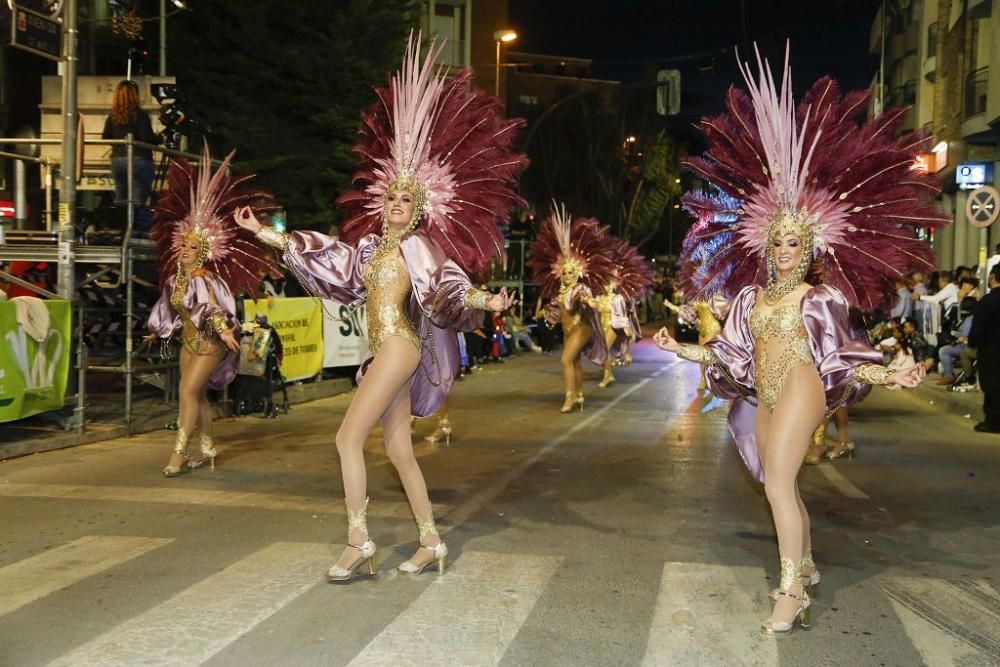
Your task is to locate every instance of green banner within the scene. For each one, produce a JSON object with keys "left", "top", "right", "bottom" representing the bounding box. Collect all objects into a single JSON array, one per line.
[{"left": 0, "top": 299, "right": 72, "bottom": 423}]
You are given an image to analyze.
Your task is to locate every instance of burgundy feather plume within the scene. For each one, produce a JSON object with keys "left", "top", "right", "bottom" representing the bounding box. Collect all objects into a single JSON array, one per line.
[
  {"left": 527, "top": 204, "right": 617, "bottom": 300},
  {"left": 151, "top": 150, "right": 279, "bottom": 297},
  {"left": 680, "top": 60, "right": 950, "bottom": 311}
]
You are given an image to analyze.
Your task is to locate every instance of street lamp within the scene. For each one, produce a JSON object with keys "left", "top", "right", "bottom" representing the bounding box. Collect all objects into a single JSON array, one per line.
[
  {"left": 494, "top": 29, "right": 517, "bottom": 99},
  {"left": 159, "top": 0, "right": 188, "bottom": 76}
]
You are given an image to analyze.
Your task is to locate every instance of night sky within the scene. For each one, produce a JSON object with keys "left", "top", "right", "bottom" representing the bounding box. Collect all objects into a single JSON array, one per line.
[{"left": 508, "top": 0, "right": 883, "bottom": 134}]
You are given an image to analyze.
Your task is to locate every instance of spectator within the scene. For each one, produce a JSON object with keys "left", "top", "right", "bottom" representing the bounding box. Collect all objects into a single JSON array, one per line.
[
  {"left": 970, "top": 265, "right": 1000, "bottom": 433},
  {"left": 936, "top": 296, "right": 976, "bottom": 385},
  {"left": 102, "top": 80, "right": 160, "bottom": 233},
  {"left": 987, "top": 243, "right": 1000, "bottom": 293},
  {"left": 916, "top": 270, "right": 958, "bottom": 309},
  {"left": 901, "top": 319, "right": 934, "bottom": 369},
  {"left": 504, "top": 308, "right": 542, "bottom": 353},
  {"left": 889, "top": 277, "right": 913, "bottom": 320}
]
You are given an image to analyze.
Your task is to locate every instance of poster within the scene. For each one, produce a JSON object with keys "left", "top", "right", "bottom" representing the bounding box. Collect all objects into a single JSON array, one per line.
[
  {"left": 0, "top": 299, "right": 72, "bottom": 423},
  {"left": 322, "top": 301, "right": 370, "bottom": 368},
  {"left": 244, "top": 297, "right": 323, "bottom": 381}
]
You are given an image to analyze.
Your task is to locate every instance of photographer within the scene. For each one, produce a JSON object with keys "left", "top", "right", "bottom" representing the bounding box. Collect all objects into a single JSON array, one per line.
[{"left": 102, "top": 80, "right": 161, "bottom": 233}]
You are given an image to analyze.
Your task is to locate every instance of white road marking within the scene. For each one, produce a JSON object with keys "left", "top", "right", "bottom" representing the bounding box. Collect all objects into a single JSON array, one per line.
[
  {"left": 347, "top": 551, "right": 561, "bottom": 666},
  {"left": 0, "top": 535, "right": 171, "bottom": 617},
  {"left": 0, "top": 482, "right": 413, "bottom": 517},
  {"left": 816, "top": 464, "right": 869, "bottom": 499},
  {"left": 46, "top": 542, "right": 329, "bottom": 667},
  {"left": 643, "top": 562, "right": 778, "bottom": 666},
  {"left": 444, "top": 367, "right": 670, "bottom": 529},
  {"left": 882, "top": 576, "right": 1000, "bottom": 664}
]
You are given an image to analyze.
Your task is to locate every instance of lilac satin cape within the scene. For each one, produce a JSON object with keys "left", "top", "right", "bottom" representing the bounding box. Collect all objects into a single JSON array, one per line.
[
  {"left": 280, "top": 229, "right": 482, "bottom": 417},
  {"left": 703, "top": 284, "right": 884, "bottom": 482},
  {"left": 147, "top": 272, "right": 239, "bottom": 390},
  {"left": 606, "top": 295, "right": 638, "bottom": 360}
]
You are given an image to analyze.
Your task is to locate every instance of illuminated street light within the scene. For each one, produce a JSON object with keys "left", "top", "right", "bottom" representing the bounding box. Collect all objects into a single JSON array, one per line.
[{"left": 494, "top": 30, "right": 518, "bottom": 99}]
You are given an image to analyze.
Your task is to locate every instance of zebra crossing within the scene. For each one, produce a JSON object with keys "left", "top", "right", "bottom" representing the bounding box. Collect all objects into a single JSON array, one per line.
[{"left": 1, "top": 533, "right": 997, "bottom": 666}]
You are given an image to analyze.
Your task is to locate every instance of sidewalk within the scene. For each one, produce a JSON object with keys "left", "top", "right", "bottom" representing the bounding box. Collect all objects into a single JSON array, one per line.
[{"left": 909, "top": 377, "right": 985, "bottom": 421}]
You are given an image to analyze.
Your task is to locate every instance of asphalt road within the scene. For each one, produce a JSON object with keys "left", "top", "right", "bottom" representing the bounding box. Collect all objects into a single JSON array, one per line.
[{"left": 1, "top": 340, "right": 998, "bottom": 666}]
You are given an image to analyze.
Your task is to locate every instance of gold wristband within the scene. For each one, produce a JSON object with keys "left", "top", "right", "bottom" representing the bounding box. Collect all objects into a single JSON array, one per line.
[
  {"left": 677, "top": 343, "right": 715, "bottom": 365},
  {"left": 256, "top": 226, "right": 289, "bottom": 251},
  {"left": 854, "top": 363, "right": 894, "bottom": 386},
  {"left": 464, "top": 287, "right": 492, "bottom": 310},
  {"left": 210, "top": 313, "right": 229, "bottom": 336}
]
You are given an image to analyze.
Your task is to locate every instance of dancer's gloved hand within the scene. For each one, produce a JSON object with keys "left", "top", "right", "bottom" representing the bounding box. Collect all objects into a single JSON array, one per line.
[
  {"left": 653, "top": 326, "right": 681, "bottom": 352},
  {"left": 487, "top": 287, "right": 516, "bottom": 312},
  {"left": 233, "top": 206, "right": 262, "bottom": 234},
  {"left": 888, "top": 363, "right": 924, "bottom": 388},
  {"left": 219, "top": 328, "right": 241, "bottom": 353}
]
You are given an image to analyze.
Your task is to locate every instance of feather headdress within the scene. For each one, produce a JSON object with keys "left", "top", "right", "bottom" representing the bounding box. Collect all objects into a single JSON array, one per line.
[
  {"left": 151, "top": 144, "right": 278, "bottom": 295},
  {"left": 528, "top": 202, "right": 616, "bottom": 300},
  {"left": 607, "top": 237, "right": 654, "bottom": 301},
  {"left": 338, "top": 32, "right": 528, "bottom": 277},
  {"left": 680, "top": 45, "right": 949, "bottom": 309}
]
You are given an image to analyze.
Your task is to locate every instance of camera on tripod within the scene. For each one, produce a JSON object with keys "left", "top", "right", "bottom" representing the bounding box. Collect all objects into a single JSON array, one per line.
[{"left": 151, "top": 83, "right": 205, "bottom": 149}]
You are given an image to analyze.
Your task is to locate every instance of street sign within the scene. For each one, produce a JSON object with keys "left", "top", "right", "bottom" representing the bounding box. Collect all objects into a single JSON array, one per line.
[
  {"left": 657, "top": 69, "right": 681, "bottom": 116},
  {"left": 8, "top": 3, "right": 61, "bottom": 61},
  {"left": 965, "top": 185, "right": 1000, "bottom": 228}
]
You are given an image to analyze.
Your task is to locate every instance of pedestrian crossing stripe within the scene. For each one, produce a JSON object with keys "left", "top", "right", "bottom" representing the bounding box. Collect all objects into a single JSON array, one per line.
[{"left": 0, "top": 535, "right": 996, "bottom": 665}]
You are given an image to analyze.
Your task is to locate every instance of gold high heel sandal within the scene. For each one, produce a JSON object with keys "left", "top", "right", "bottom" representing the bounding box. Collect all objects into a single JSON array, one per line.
[
  {"left": 327, "top": 498, "right": 377, "bottom": 582},
  {"left": 769, "top": 551, "right": 821, "bottom": 601},
  {"left": 762, "top": 557, "right": 811, "bottom": 635},
  {"left": 560, "top": 391, "right": 584, "bottom": 413},
  {"left": 804, "top": 422, "right": 829, "bottom": 465},
  {"left": 826, "top": 440, "right": 856, "bottom": 461},
  {"left": 162, "top": 428, "right": 190, "bottom": 477},
  {"left": 424, "top": 416, "right": 453, "bottom": 446},
  {"left": 188, "top": 432, "right": 218, "bottom": 470},
  {"left": 398, "top": 513, "right": 448, "bottom": 575},
  {"left": 598, "top": 368, "right": 615, "bottom": 388}
]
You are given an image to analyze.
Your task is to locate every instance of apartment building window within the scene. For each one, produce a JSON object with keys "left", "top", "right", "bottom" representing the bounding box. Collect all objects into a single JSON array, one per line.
[
  {"left": 425, "top": 1, "right": 467, "bottom": 67},
  {"left": 964, "top": 67, "right": 989, "bottom": 118},
  {"left": 518, "top": 95, "right": 538, "bottom": 106},
  {"left": 926, "top": 22, "right": 939, "bottom": 55},
  {"left": 901, "top": 79, "right": 917, "bottom": 104}
]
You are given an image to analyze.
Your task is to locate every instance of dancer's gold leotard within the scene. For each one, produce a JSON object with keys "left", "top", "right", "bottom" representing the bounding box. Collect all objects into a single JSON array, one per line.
[
  {"left": 749, "top": 302, "right": 815, "bottom": 410},
  {"left": 170, "top": 270, "right": 225, "bottom": 356},
  {"left": 362, "top": 242, "right": 420, "bottom": 354},
  {"left": 593, "top": 292, "right": 614, "bottom": 332},
  {"left": 559, "top": 286, "right": 586, "bottom": 336}
]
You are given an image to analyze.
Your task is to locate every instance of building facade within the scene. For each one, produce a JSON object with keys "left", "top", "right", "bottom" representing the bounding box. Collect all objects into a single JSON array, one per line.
[
  {"left": 873, "top": 0, "right": 1000, "bottom": 272},
  {"left": 418, "top": 0, "right": 510, "bottom": 95}
]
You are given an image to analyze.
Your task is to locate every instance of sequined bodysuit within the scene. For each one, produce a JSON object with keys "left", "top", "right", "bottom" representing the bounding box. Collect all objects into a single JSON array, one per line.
[
  {"left": 170, "top": 272, "right": 223, "bottom": 356},
  {"left": 362, "top": 242, "right": 420, "bottom": 354},
  {"left": 749, "top": 301, "right": 815, "bottom": 410},
  {"left": 558, "top": 285, "right": 586, "bottom": 335}
]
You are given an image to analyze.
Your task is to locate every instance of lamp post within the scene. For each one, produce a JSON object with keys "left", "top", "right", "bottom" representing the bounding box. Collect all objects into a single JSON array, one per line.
[
  {"left": 494, "top": 29, "right": 517, "bottom": 100},
  {"left": 159, "top": 0, "right": 187, "bottom": 76}
]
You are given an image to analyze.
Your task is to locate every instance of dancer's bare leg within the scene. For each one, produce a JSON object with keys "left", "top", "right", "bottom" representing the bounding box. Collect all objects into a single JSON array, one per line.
[
  {"left": 560, "top": 323, "right": 592, "bottom": 396},
  {"left": 600, "top": 328, "right": 616, "bottom": 386},
  {"left": 168, "top": 348, "right": 221, "bottom": 469},
  {"left": 383, "top": 381, "right": 442, "bottom": 567},
  {"left": 759, "top": 365, "right": 825, "bottom": 623},
  {"left": 333, "top": 337, "right": 420, "bottom": 569}
]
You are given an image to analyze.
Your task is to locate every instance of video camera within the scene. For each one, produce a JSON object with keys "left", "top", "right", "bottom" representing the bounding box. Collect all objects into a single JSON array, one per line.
[{"left": 151, "top": 83, "right": 207, "bottom": 148}]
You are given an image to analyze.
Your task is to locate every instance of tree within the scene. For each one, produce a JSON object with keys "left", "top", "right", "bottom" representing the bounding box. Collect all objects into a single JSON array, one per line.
[{"left": 164, "top": 0, "right": 417, "bottom": 229}]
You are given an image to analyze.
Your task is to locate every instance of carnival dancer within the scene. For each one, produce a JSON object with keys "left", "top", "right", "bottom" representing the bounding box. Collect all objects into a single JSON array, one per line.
[
  {"left": 592, "top": 238, "right": 652, "bottom": 387},
  {"left": 654, "top": 47, "right": 946, "bottom": 634},
  {"left": 528, "top": 203, "right": 615, "bottom": 412},
  {"left": 146, "top": 146, "right": 278, "bottom": 477},
  {"left": 236, "top": 34, "right": 526, "bottom": 582}
]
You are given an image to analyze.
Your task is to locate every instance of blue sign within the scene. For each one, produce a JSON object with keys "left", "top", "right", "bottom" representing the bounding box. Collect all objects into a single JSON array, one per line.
[{"left": 956, "top": 162, "right": 994, "bottom": 190}]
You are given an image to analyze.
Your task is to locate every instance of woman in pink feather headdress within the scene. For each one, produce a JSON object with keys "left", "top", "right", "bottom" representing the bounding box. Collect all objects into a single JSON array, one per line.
[
  {"left": 236, "top": 34, "right": 526, "bottom": 582},
  {"left": 590, "top": 237, "right": 653, "bottom": 387},
  {"left": 655, "top": 47, "right": 945, "bottom": 634},
  {"left": 527, "top": 202, "right": 616, "bottom": 412},
  {"left": 146, "top": 145, "right": 279, "bottom": 477}
]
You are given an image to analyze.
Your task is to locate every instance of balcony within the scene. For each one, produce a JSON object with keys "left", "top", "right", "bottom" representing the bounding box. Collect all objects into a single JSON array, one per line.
[
  {"left": 926, "top": 22, "right": 939, "bottom": 56},
  {"left": 962, "top": 67, "right": 991, "bottom": 140},
  {"left": 968, "top": 0, "right": 992, "bottom": 19}
]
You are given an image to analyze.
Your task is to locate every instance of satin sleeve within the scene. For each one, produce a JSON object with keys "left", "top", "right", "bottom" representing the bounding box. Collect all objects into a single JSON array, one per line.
[
  {"left": 701, "top": 285, "right": 758, "bottom": 401},
  {"left": 801, "top": 284, "right": 885, "bottom": 411},
  {"left": 610, "top": 294, "right": 630, "bottom": 330},
  {"left": 147, "top": 282, "right": 180, "bottom": 338},
  {"left": 187, "top": 273, "right": 238, "bottom": 333},
  {"left": 401, "top": 233, "right": 488, "bottom": 332},
  {"left": 276, "top": 230, "right": 377, "bottom": 307}
]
